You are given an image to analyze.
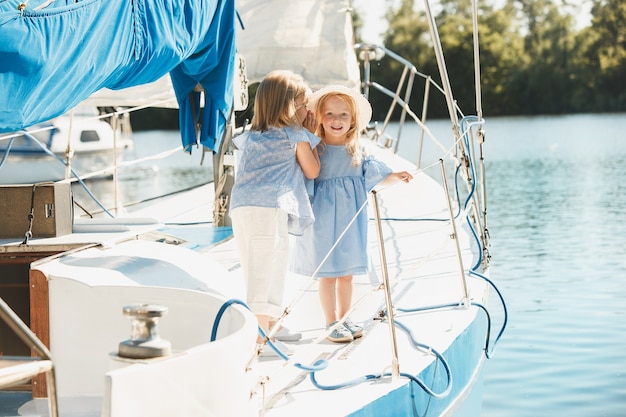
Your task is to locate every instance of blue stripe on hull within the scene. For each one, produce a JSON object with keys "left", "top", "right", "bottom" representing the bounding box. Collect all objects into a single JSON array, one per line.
[{"left": 348, "top": 311, "right": 487, "bottom": 417}]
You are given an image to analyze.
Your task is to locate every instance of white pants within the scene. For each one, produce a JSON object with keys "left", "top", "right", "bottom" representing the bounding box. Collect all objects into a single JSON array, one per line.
[{"left": 231, "top": 207, "right": 288, "bottom": 317}]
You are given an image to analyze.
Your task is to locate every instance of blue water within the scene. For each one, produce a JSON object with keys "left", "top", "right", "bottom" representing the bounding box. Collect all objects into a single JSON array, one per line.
[
  {"left": 392, "top": 113, "right": 626, "bottom": 416},
  {"left": 75, "top": 113, "right": 626, "bottom": 416},
  {"left": 70, "top": 131, "right": 212, "bottom": 213},
  {"left": 424, "top": 113, "right": 626, "bottom": 417},
  {"left": 479, "top": 114, "right": 626, "bottom": 417}
]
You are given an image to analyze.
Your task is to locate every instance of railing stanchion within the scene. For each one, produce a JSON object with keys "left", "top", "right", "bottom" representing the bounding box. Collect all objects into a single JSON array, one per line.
[
  {"left": 439, "top": 159, "right": 469, "bottom": 302},
  {"left": 416, "top": 76, "right": 431, "bottom": 170},
  {"left": 371, "top": 190, "right": 400, "bottom": 378}
]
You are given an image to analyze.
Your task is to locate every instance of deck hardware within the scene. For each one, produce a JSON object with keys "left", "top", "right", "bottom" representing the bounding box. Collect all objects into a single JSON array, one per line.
[
  {"left": 0, "top": 296, "right": 59, "bottom": 416},
  {"left": 118, "top": 304, "right": 172, "bottom": 359},
  {"left": 45, "top": 203, "right": 54, "bottom": 218},
  {"left": 259, "top": 375, "right": 270, "bottom": 417},
  {"left": 22, "top": 182, "right": 54, "bottom": 244}
]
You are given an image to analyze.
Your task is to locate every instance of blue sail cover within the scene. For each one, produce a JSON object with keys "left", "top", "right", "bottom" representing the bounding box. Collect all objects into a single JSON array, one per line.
[{"left": 0, "top": 0, "right": 236, "bottom": 152}]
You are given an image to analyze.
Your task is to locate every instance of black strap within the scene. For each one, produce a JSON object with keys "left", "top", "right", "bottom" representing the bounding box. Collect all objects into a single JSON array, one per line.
[{"left": 22, "top": 182, "right": 53, "bottom": 244}]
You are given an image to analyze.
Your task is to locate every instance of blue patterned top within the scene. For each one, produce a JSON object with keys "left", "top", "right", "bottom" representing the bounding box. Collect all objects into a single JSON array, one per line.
[
  {"left": 290, "top": 144, "right": 392, "bottom": 277},
  {"left": 230, "top": 126, "right": 321, "bottom": 235}
]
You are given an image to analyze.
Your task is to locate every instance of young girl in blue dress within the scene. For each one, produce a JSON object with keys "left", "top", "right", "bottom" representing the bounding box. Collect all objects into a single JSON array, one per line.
[
  {"left": 230, "top": 70, "right": 320, "bottom": 354},
  {"left": 291, "top": 85, "right": 412, "bottom": 343}
]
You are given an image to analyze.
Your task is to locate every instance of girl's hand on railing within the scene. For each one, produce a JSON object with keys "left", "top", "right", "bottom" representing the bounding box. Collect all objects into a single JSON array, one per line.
[
  {"left": 377, "top": 170, "right": 414, "bottom": 189},
  {"left": 395, "top": 171, "right": 413, "bottom": 183}
]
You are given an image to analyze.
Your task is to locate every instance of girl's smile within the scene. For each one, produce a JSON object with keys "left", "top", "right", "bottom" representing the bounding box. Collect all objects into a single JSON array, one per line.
[{"left": 320, "top": 96, "right": 353, "bottom": 145}]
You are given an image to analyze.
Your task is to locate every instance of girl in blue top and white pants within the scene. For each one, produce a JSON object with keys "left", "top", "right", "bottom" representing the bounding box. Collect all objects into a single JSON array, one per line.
[{"left": 230, "top": 70, "right": 320, "bottom": 355}]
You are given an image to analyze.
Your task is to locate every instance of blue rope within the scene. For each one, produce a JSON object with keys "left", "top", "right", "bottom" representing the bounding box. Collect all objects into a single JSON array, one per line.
[
  {"left": 468, "top": 271, "right": 509, "bottom": 359},
  {"left": 377, "top": 115, "right": 507, "bottom": 361},
  {"left": 211, "top": 298, "right": 328, "bottom": 372},
  {"left": 208, "top": 115, "right": 506, "bottom": 401},
  {"left": 309, "top": 318, "right": 452, "bottom": 399},
  {"left": 393, "top": 319, "right": 452, "bottom": 398}
]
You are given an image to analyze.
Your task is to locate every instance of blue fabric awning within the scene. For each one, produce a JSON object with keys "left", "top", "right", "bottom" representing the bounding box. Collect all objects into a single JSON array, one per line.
[{"left": 0, "top": 0, "right": 236, "bottom": 152}]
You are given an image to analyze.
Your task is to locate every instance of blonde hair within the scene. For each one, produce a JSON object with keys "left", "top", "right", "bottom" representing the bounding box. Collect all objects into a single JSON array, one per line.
[
  {"left": 251, "top": 70, "right": 311, "bottom": 132},
  {"left": 315, "top": 92, "right": 362, "bottom": 166}
]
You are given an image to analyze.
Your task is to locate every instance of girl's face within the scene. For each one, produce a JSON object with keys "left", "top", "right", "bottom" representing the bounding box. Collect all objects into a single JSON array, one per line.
[{"left": 320, "top": 95, "right": 353, "bottom": 145}]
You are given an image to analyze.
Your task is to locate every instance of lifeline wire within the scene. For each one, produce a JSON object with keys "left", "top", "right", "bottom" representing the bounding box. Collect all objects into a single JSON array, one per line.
[
  {"left": 208, "top": 115, "right": 507, "bottom": 400},
  {"left": 1, "top": 131, "right": 114, "bottom": 217}
]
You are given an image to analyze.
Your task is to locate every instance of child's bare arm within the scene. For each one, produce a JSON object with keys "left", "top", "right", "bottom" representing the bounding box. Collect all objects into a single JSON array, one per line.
[
  {"left": 296, "top": 142, "right": 320, "bottom": 179},
  {"left": 379, "top": 171, "right": 413, "bottom": 186}
]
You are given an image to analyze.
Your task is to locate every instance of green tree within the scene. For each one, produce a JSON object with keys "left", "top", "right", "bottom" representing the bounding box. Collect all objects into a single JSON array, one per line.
[
  {"left": 352, "top": 6, "right": 364, "bottom": 44},
  {"left": 436, "top": 0, "right": 527, "bottom": 115},
  {"left": 371, "top": 0, "right": 607, "bottom": 117},
  {"left": 516, "top": 0, "right": 579, "bottom": 114},
  {"left": 376, "top": 0, "right": 528, "bottom": 118},
  {"left": 583, "top": 0, "right": 626, "bottom": 110},
  {"left": 478, "top": 0, "right": 527, "bottom": 115},
  {"left": 368, "top": 0, "right": 437, "bottom": 119}
]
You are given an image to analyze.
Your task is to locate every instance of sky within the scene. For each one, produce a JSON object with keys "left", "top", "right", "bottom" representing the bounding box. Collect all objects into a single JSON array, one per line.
[{"left": 352, "top": 0, "right": 387, "bottom": 43}]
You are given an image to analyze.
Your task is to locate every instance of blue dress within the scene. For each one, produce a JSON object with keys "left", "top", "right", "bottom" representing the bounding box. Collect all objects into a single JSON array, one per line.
[{"left": 291, "top": 144, "right": 392, "bottom": 277}]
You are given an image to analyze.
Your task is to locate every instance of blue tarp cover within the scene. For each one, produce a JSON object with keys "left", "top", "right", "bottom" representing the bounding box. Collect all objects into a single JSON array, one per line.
[{"left": 0, "top": 0, "right": 236, "bottom": 152}]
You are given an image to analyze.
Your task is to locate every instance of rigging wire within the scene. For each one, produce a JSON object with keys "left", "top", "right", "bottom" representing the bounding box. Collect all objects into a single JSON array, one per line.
[
  {"left": 207, "top": 131, "right": 509, "bottom": 399},
  {"left": 212, "top": 111, "right": 508, "bottom": 390},
  {"left": 0, "top": 131, "right": 114, "bottom": 217},
  {"left": 224, "top": 114, "right": 509, "bottom": 396}
]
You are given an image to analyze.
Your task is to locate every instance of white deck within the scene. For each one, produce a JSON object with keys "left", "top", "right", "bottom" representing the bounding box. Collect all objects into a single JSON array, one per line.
[
  {"left": 1, "top": 140, "right": 489, "bottom": 417},
  {"left": 125, "top": 142, "right": 489, "bottom": 416},
  {"left": 197, "top": 172, "right": 487, "bottom": 416}
]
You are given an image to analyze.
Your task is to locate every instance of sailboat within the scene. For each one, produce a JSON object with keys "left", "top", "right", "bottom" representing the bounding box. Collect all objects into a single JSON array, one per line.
[
  {"left": 0, "top": 1, "right": 506, "bottom": 416},
  {"left": 0, "top": 105, "right": 133, "bottom": 184}
]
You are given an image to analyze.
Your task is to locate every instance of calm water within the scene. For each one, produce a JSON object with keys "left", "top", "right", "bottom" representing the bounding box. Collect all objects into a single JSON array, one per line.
[
  {"left": 396, "top": 113, "right": 626, "bottom": 416},
  {"left": 478, "top": 114, "right": 626, "bottom": 417},
  {"left": 70, "top": 132, "right": 213, "bottom": 214},
  {"left": 74, "top": 113, "right": 626, "bottom": 416}
]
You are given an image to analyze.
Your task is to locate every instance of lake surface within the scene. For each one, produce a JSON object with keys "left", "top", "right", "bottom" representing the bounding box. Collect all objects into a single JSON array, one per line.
[
  {"left": 70, "top": 132, "right": 213, "bottom": 215},
  {"left": 481, "top": 114, "right": 626, "bottom": 417},
  {"left": 396, "top": 113, "right": 626, "bottom": 417},
  {"left": 445, "top": 114, "right": 626, "bottom": 417},
  {"left": 74, "top": 113, "right": 626, "bottom": 416}
]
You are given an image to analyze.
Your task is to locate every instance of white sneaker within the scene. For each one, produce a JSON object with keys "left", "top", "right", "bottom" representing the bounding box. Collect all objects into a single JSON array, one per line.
[
  {"left": 343, "top": 318, "right": 364, "bottom": 339},
  {"left": 259, "top": 339, "right": 294, "bottom": 358},
  {"left": 326, "top": 321, "right": 353, "bottom": 343},
  {"left": 274, "top": 326, "right": 302, "bottom": 341}
]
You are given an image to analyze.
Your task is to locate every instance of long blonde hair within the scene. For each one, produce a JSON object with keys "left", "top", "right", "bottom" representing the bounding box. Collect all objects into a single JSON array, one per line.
[
  {"left": 315, "top": 92, "right": 362, "bottom": 166},
  {"left": 251, "top": 70, "right": 311, "bottom": 132}
]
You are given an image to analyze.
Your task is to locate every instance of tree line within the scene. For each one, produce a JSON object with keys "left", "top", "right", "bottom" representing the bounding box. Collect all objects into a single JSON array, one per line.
[{"left": 354, "top": 0, "right": 626, "bottom": 119}]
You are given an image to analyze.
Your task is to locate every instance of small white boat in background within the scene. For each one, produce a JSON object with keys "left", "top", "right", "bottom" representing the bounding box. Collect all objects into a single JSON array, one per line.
[
  {"left": 0, "top": 106, "right": 133, "bottom": 184},
  {"left": 0, "top": 1, "right": 507, "bottom": 416}
]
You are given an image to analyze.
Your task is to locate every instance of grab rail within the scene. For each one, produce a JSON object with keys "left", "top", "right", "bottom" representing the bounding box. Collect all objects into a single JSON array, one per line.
[
  {"left": 0, "top": 296, "right": 58, "bottom": 417},
  {"left": 356, "top": 42, "right": 490, "bottom": 267}
]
